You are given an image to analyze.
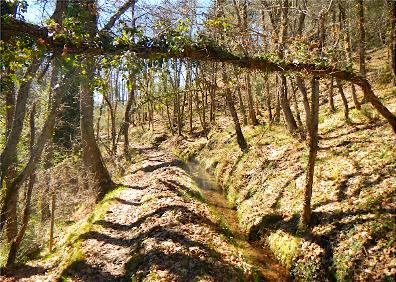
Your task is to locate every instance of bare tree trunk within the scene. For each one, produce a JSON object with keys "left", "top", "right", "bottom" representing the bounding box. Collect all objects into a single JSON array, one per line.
[
  {"left": 276, "top": 0, "right": 298, "bottom": 134},
  {"left": 201, "top": 90, "right": 206, "bottom": 132},
  {"left": 387, "top": 0, "right": 396, "bottom": 85},
  {"left": 78, "top": 1, "right": 114, "bottom": 198},
  {"left": 96, "top": 100, "right": 104, "bottom": 140},
  {"left": 266, "top": 78, "right": 273, "bottom": 122},
  {"left": 6, "top": 103, "right": 36, "bottom": 266},
  {"left": 4, "top": 67, "right": 15, "bottom": 139},
  {"left": 350, "top": 84, "right": 360, "bottom": 110},
  {"left": 357, "top": 0, "right": 367, "bottom": 78},
  {"left": 185, "top": 61, "right": 193, "bottom": 134},
  {"left": 210, "top": 64, "right": 217, "bottom": 123},
  {"left": 123, "top": 0, "right": 137, "bottom": 154},
  {"left": 41, "top": 60, "right": 60, "bottom": 222},
  {"left": 80, "top": 57, "right": 114, "bottom": 198},
  {"left": 328, "top": 77, "right": 335, "bottom": 113},
  {"left": 340, "top": 2, "right": 361, "bottom": 110},
  {"left": 279, "top": 74, "right": 298, "bottom": 134},
  {"left": 1, "top": 61, "right": 68, "bottom": 246},
  {"left": 274, "top": 76, "right": 281, "bottom": 122},
  {"left": 245, "top": 74, "right": 259, "bottom": 126},
  {"left": 123, "top": 75, "right": 135, "bottom": 160},
  {"left": 236, "top": 82, "right": 248, "bottom": 126},
  {"left": 302, "top": 76, "right": 320, "bottom": 226},
  {"left": 112, "top": 70, "right": 119, "bottom": 153},
  {"left": 0, "top": 58, "right": 40, "bottom": 235},
  {"left": 291, "top": 82, "right": 304, "bottom": 137},
  {"left": 222, "top": 63, "right": 248, "bottom": 151},
  {"left": 0, "top": 58, "right": 40, "bottom": 187},
  {"left": 165, "top": 101, "right": 175, "bottom": 135},
  {"left": 189, "top": 90, "right": 193, "bottom": 134},
  {"left": 296, "top": 76, "right": 311, "bottom": 131},
  {"left": 336, "top": 78, "right": 350, "bottom": 122}
]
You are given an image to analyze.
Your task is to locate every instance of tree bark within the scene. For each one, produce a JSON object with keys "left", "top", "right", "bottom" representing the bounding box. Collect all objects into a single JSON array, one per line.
[
  {"left": 0, "top": 61, "right": 67, "bottom": 237},
  {"left": 328, "top": 77, "right": 335, "bottom": 113},
  {"left": 6, "top": 103, "right": 36, "bottom": 266},
  {"left": 302, "top": 76, "right": 320, "bottom": 226},
  {"left": 123, "top": 74, "right": 135, "bottom": 160},
  {"left": 80, "top": 57, "right": 115, "bottom": 198},
  {"left": 79, "top": 1, "right": 114, "bottom": 198},
  {"left": 336, "top": 78, "right": 350, "bottom": 122},
  {"left": 387, "top": 0, "right": 396, "bottom": 85},
  {"left": 279, "top": 74, "right": 298, "bottom": 134},
  {"left": 245, "top": 73, "right": 259, "bottom": 126},
  {"left": 222, "top": 63, "right": 248, "bottom": 151},
  {"left": 340, "top": 2, "right": 361, "bottom": 110},
  {"left": 357, "top": 0, "right": 367, "bottom": 78},
  {"left": 236, "top": 78, "right": 248, "bottom": 125},
  {"left": 0, "top": 58, "right": 40, "bottom": 186},
  {"left": 266, "top": 78, "right": 273, "bottom": 122}
]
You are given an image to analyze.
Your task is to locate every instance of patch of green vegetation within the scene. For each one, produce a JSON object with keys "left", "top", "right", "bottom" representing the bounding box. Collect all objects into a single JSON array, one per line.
[
  {"left": 333, "top": 228, "right": 365, "bottom": 281},
  {"left": 292, "top": 255, "right": 325, "bottom": 282},
  {"left": 267, "top": 230, "right": 300, "bottom": 269},
  {"left": 59, "top": 240, "right": 85, "bottom": 279},
  {"left": 50, "top": 185, "right": 126, "bottom": 279},
  {"left": 212, "top": 210, "right": 238, "bottom": 246},
  {"left": 0, "top": 242, "right": 10, "bottom": 267}
]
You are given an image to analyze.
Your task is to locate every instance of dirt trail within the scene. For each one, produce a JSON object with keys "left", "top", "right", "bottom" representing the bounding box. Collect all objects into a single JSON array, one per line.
[{"left": 2, "top": 146, "right": 289, "bottom": 281}]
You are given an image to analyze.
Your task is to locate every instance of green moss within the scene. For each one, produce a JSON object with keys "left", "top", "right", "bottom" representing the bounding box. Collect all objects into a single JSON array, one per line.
[
  {"left": 53, "top": 185, "right": 126, "bottom": 278},
  {"left": 267, "top": 230, "right": 300, "bottom": 269}
]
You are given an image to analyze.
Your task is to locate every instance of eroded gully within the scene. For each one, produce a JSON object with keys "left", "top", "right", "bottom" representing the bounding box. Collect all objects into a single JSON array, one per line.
[{"left": 182, "top": 159, "right": 290, "bottom": 281}]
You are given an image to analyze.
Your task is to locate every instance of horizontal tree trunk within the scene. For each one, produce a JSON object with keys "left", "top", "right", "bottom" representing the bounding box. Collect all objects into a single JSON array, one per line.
[{"left": 3, "top": 18, "right": 396, "bottom": 132}]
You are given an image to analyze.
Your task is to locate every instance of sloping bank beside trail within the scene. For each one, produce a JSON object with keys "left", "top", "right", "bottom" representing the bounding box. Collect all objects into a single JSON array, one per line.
[{"left": 161, "top": 120, "right": 395, "bottom": 282}]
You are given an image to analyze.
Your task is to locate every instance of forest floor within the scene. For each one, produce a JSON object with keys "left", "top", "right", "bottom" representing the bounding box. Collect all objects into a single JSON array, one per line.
[{"left": 0, "top": 145, "right": 289, "bottom": 281}]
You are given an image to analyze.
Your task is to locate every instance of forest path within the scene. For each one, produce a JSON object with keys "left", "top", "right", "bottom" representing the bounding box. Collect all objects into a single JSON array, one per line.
[
  {"left": 63, "top": 145, "right": 289, "bottom": 281},
  {"left": 2, "top": 145, "right": 289, "bottom": 281}
]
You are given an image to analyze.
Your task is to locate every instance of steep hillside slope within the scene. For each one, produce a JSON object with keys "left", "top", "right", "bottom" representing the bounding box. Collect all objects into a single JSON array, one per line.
[{"left": 164, "top": 49, "right": 396, "bottom": 281}]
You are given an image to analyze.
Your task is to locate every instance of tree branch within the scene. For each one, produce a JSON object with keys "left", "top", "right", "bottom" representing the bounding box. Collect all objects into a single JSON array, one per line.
[
  {"left": 101, "top": 0, "right": 136, "bottom": 32},
  {"left": 2, "top": 17, "right": 395, "bottom": 133}
]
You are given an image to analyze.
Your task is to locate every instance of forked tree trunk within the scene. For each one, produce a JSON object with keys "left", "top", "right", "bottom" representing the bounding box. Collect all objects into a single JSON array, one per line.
[
  {"left": 339, "top": 2, "right": 361, "bottom": 110},
  {"left": 6, "top": 103, "right": 36, "bottom": 266},
  {"left": 2, "top": 63, "right": 68, "bottom": 262},
  {"left": 245, "top": 73, "right": 259, "bottom": 126},
  {"left": 0, "top": 58, "right": 41, "bottom": 235},
  {"left": 279, "top": 74, "right": 298, "bottom": 135},
  {"left": 302, "top": 76, "right": 320, "bottom": 226},
  {"left": 336, "top": 78, "right": 350, "bottom": 122}
]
